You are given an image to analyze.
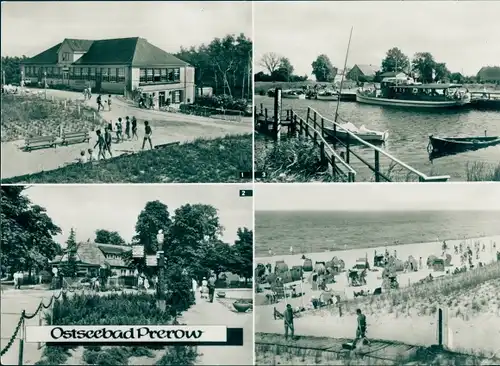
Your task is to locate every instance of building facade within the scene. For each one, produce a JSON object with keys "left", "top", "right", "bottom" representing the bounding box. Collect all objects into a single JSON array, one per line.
[
  {"left": 346, "top": 64, "right": 380, "bottom": 82},
  {"left": 477, "top": 66, "right": 500, "bottom": 84},
  {"left": 20, "top": 37, "right": 195, "bottom": 107}
]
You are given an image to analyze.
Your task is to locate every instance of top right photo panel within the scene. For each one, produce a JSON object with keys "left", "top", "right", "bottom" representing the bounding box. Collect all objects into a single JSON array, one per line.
[{"left": 254, "top": 1, "right": 500, "bottom": 183}]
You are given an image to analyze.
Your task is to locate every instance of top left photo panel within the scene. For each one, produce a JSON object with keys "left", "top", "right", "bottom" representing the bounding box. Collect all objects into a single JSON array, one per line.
[{"left": 1, "top": 1, "right": 253, "bottom": 184}]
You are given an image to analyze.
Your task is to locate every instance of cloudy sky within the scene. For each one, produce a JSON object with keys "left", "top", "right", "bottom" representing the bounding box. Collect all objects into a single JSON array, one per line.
[
  {"left": 256, "top": 183, "right": 500, "bottom": 211},
  {"left": 1, "top": 1, "right": 251, "bottom": 57},
  {"left": 24, "top": 185, "right": 253, "bottom": 246},
  {"left": 255, "top": 1, "right": 500, "bottom": 77}
]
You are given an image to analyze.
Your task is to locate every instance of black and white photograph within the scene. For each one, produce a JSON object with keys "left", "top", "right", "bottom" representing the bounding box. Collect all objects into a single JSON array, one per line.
[
  {"left": 254, "top": 183, "right": 500, "bottom": 365},
  {"left": 253, "top": 1, "right": 500, "bottom": 183},
  {"left": 1, "top": 1, "right": 252, "bottom": 184},
  {"left": 1, "top": 184, "right": 253, "bottom": 365}
]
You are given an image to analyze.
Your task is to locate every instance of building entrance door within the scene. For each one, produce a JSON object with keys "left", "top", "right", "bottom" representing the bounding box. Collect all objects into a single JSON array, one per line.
[
  {"left": 159, "top": 91, "right": 166, "bottom": 107},
  {"left": 95, "top": 73, "right": 102, "bottom": 93}
]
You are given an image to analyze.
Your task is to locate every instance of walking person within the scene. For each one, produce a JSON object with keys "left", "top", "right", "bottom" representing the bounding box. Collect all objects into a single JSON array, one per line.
[
  {"left": 201, "top": 277, "right": 208, "bottom": 299},
  {"left": 104, "top": 127, "right": 113, "bottom": 157},
  {"left": 208, "top": 276, "right": 216, "bottom": 303},
  {"left": 142, "top": 121, "right": 153, "bottom": 150},
  {"left": 107, "top": 95, "right": 112, "bottom": 111},
  {"left": 192, "top": 278, "right": 198, "bottom": 304},
  {"left": 353, "top": 308, "right": 369, "bottom": 347},
  {"left": 93, "top": 130, "right": 106, "bottom": 160},
  {"left": 144, "top": 277, "right": 150, "bottom": 292},
  {"left": 115, "top": 118, "right": 123, "bottom": 143},
  {"left": 125, "top": 116, "right": 131, "bottom": 140},
  {"left": 97, "top": 94, "right": 104, "bottom": 112},
  {"left": 13, "top": 271, "right": 19, "bottom": 290},
  {"left": 131, "top": 117, "right": 138, "bottom": 140},
  {"left": 283, "top": 304, "right": 294, "bottom": 340}
]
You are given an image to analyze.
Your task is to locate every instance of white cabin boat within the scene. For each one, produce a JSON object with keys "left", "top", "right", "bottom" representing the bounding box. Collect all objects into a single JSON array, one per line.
[
  {"left": 323, "top": 122, "right": 388, "bottom": 142},
  {"left": 282, "top": 89, "right": 306, "bottom": 100},
  {"left": 356, "top": 83, "right": 471, "bottom": 109},
  {"left": 316, "top": 90, "right": 339, "bottom": 101}
]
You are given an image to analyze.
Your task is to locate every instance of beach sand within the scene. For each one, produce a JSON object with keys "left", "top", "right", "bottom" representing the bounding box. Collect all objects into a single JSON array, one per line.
[{"left": 255, "top": 235, "right": 500, "bottom": 356}]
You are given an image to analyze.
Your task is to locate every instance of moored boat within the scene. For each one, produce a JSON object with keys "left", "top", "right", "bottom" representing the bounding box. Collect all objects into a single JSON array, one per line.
[
  {"left": 357, "top": 82, "right": 472, "bottom": 109},
  {"left": 428, "top": 135, "right": 500, "bottom": 155},
  {"left": 282, "top": 89, "right": 306, "bottom": 100},
  {"left": 323, "top": 122, "right": 388, "bottom": 143},
  {"left": 316, "top": 90, "right": 339, "bottom": 101}
]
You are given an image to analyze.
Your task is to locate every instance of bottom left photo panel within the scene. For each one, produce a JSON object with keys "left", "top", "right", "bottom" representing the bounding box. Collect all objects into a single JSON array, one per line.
[{"left": 0, "top": 184, "right": 254, "bottom": 366}]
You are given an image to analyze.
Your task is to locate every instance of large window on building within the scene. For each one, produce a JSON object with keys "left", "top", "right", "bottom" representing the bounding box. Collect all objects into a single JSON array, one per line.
[
  {"left": 89, "top": 68, "right": 96, "bottom": 81},
  {"left": 153, "top": 69, "right": 161, "bottom": 82},
  {"left": 139, "top": 69, "right": 146, "bottom": 83},
  {"left": 109, "top": 68, "right": 116, "bottom": 82},
  {"left": 102, "top": 68, "right": 108, "bottom": 82},
  {"left": 160, "top": 68, "right": 167, "bottom": 82},
  {"left": 75, "top": 68, "right": 82, "bottom": 80},
  {"left": 54, "top": 67, "right": 60, "bottom": 76},
  {"left": 81, "top": 67, "right": 88, "bottom": 80},
  {"left": 62, "top": 52, "right": 71, "bottom": 62},
  {"left": 173, "top": 68, "right": 180, "bottom": 81},
  {"left": 117, "top": 68, "right": 125, "bottom": 82},
  {"left": 146, "top": 68, "right": 153, "bottom": 82},
  {"left": 173, "top": 90, "right": 183, "bottom": 103}
]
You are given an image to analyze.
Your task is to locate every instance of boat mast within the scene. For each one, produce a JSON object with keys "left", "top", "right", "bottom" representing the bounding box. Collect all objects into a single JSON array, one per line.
[{"left": 334, "top": 27, "right": 353, "bottom": 123}]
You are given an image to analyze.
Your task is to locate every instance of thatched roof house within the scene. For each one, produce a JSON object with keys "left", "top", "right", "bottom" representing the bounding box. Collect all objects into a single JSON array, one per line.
[{"left": 477, "top": 66, "right": 500, "bottom": 83}]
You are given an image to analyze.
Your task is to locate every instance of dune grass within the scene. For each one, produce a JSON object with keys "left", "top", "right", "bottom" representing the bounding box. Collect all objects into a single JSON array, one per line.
[
  {"left": 466, "top": 161, "right": 500, "bottom": 181},
  {"left": 3, "top": 134, "right": 252, "bottom": 183}
]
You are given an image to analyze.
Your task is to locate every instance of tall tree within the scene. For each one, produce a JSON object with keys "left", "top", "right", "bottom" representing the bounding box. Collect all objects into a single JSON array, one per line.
[
  {"left": 95, "top": 229, "right": 126, "bottom": 245},
  {"left": 133, "top": 201, "right": 172, "bottom": 254},
  {"left": 60, "top": 228, "right": 78, "bottom": 278},
  {"left": 274, "top": 57, "right": 294, "bottom": 82},
  {"left": 259, "top": 52, "right": 282, "bottom": 75},
  {"left": 412, "top": 52, "right": 436, "bottom": 83},
  {"left": 1, "top": 186, "right": 61, "bottom": 277},
  {"left": 311, "top": 55, "right": 338, "bottom": 82},
  {"left": 381, "top": 47, "right": 410, "bottom": 73},
  {"left": 434, "top": 62, "right": 451, "bottom": 82},
  {"left": 1, "top": 56, "right": 28, "bottom": 84},
  {"left": 232, "top": 227, "right": 253, "bottom": 284}
]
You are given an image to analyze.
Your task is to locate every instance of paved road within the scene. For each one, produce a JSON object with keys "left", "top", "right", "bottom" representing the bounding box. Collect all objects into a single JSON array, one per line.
[
  {"left": 1, "top": 288, "right": 58, "bottom": 365},
  {"left": 1, "top": 89, "right": 252, "bottom": 178},
  {"left": 179, "top": 294, "right": 253, "bottom": 365}
]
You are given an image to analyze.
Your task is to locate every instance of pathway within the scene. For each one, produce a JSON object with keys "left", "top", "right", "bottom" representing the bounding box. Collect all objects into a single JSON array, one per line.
[
  {"left": 179, "top": 294, "right": 253, "bottom": 365},
  {"left": 1, "top": 89, "right": 252, "bottom": 179}
]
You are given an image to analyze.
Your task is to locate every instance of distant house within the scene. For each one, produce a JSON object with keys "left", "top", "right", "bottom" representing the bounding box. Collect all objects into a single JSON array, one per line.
[
  {"left": 51, "top": 241, "right": 133, "bottom": 277},
  {"left": 346, "top": 64, "right": 380, "bottom": 81},
  {"left": 477, "top": 66, "right": 500, "bottom": 83},
  {"left": 20, "top": 37, "right": 195, "bottom": 106},
  {"left": 379, "top": 71, "right": 407, "bottom": 79}
]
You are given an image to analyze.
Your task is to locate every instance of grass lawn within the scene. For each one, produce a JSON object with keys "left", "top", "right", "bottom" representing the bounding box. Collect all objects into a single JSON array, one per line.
[
  {"left": 3, "top": 134, "right": 252, "bottom": 183},
  {"left": 1, "top": 94, "right": 101, "bottom": 142}
]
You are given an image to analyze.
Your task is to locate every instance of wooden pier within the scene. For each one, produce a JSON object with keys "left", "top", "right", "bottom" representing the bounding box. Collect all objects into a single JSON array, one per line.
[
  {"left": 470, "top": 91, "right": 500, "bottom": 110},
  {"left": 255, "top": 88, "right": 451, "bottom": 183}
]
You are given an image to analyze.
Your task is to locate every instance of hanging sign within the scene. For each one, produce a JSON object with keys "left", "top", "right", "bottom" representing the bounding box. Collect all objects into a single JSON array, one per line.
[
  {"left": 146, "top": 255, "right": 158, "bottom": 267},
  {"left": 132, "top": 245, "right": 144, "bottom": 258}
]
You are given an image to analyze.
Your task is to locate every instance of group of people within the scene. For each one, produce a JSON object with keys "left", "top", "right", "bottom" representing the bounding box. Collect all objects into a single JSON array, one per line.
[
  {"left": 198, "top": 276, "right": 217, "bottom": 303},
  {"left": 96, "top": 94, "right": 112, "bottom": 112}
]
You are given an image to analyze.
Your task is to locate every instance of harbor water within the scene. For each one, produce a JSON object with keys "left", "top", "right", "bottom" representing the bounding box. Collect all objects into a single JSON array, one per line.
[
  {"left": 255, "top": 210, "right": 500, "bottom": 256},
  {"left": 255, "top": 95, "right": 500, "bottom": 181}
]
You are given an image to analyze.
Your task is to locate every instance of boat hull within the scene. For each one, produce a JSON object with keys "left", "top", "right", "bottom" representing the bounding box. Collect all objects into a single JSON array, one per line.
[
  {"left": 428, "top": 136, "right": 500, "bottom": 154},
  {"left": 356, "top": 92, "right": 469, "bottom": 108},
  {"left": 283, "top": 94, "right": 306, "bottom": 100},
  {"left": 324, "top": 127, "right": 387, "bottom": 143},
  {"left": 316, "top": 95, "right": 339, "bottom": 101}
]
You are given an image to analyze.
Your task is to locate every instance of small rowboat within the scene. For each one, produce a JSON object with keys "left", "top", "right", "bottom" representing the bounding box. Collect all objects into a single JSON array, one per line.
[
  {"left": 324, "top": 122, "right": 388, "bottom": 143},
  {"left": 428, "top": 135, "right": 500, "bottom": 155}
]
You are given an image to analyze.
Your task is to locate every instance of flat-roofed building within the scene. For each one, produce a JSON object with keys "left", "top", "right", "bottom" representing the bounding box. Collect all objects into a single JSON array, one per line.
[{"left": 20, "top": 37, "right": 195, "bottom": 107}]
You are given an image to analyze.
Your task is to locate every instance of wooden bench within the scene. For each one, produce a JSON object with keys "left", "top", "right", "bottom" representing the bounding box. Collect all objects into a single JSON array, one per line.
[
  {"left": 61, "top": 131, "right": 90, "bottom": 146},
  {"left": 154, "top": 141, "right": 180, "bottom": 149},
  {"left": 24, "top": 135, "right": 57, "bottom": 152}
]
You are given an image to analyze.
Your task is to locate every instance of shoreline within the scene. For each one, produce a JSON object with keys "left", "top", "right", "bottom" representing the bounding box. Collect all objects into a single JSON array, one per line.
[{"left": 255, "top": 234, "right": 500, "bottom": 268}]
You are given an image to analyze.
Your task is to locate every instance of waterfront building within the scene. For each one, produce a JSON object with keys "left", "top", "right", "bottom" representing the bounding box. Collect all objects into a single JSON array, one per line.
[
  {"left": 477, "top": 66, "right": 500, "bottom": 84},
  {"left": 346, "top": 64, "right": 380, "bottom": 82},
  {"left": 20, "top": 37, "right": 195, "bottom": 107}
]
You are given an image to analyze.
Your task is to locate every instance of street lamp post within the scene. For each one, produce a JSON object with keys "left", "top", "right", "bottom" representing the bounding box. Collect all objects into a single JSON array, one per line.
[
  {"left": 156, "top": 230, "right": 166, "bottom": 312},
  {"left": 43, "top": 72, "right": 47, "bottom": 99}
]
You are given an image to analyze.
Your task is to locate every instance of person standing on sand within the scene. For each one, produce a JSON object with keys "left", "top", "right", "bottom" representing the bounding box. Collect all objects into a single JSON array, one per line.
[
  {"left": 283, "top": 304, "right": 294, "bottom": 340},
  {"left": 125, "top": 116, "right": 131, "bottom": 140},
  {"left": 107, "top": 95, "right": 112, "bottom": 111},
  {"left": 142, "top": 121, "right": 153, "bottom": 150},
  {"left": 353, "top": 308, "right": 369, "bottom": 347},
  {"left": 115, "top": 118, "right": 123, "bottom": 143},
  {"left": 97, "top": 94, "right": 104, "bottom": 112},
  {"left": 290, "top": 246, "right": 294, "bottom": 255}
]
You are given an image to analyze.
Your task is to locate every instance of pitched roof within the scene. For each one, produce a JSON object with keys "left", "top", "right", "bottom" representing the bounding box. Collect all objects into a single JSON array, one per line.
[
  {"left": 63, "top": 39, "right": 94, "bottom": 52},
  {"left": 51, "top": 242, "right": 129, "bottom": 268},
  {"left": 477, "top": 66, "right": 500, "bottom": 81},
  {"left": 22, "top": 43, "right": 62, "bottom": 64},
  {"left": 76, "top": 242, "right": 107, "bottom": 266},
  {"left": 380, "top": 71, "right": 407, "bottom": 78},
  {"left": 354, "top": 64, "right": 380, "bottom": 76},
  {"left": 73, "top": 37, "right": 189, "bottom": 67},
  {"left": 96, "top": 243, "right": 131, "bottom": 255}
]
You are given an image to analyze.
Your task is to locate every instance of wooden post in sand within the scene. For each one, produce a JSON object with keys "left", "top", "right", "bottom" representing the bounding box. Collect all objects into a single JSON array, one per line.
[
  {"left": 273, "top": 88, "right": 282, "bottom": 142},
  {"left": 438, "top": 308, "right": 443, "bottom": 348},
  {"left": 64, "top": 100, "right": 67, "bottom": 109}
]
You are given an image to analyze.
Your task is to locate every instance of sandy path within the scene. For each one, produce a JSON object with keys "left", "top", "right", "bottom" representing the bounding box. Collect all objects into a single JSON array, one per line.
[
  {"left": 1, "top": 89, "right": 252, "bottom": 179},
  {"left": 178, "top": 292, "right": 253, "bottom": 365},
  {"left": 1, "top": 288, "right": 58, "bottom": 365}
]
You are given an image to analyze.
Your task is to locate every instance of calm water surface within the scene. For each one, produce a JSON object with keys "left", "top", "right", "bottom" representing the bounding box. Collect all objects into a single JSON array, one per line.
[
  {"left": 255, "top": 210, "right": 500, "bottom": 256},
  {"left": 255, "top": 95, "right": 500, "bottom": 181}
]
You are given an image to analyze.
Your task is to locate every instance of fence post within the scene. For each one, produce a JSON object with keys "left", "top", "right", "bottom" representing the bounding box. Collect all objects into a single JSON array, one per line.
[
  {"left": 345, "top": 133, "right": 350, "bottom": 164},
  {"left": 320, "top": 141, "right": 326, "bottom": 165},
  {"left": 273, "top": 88, "right": 282, "bottom": 142},
  {"left": 313, "top": 111, "right": 318, "bottom": 145},
  {"left": 306, "top": 107, "right": 310, "bottom": 124},
  {"left": 293, "top": 115, "right": 298, "bottom": 137},
  {"left": 18, "top": 312, "right": 25, "bottom": 366},
  {"left": 37, "top": 308, "right": 43, "bottom": 350},
  {"left": 260, "top": 103, "right": 263, "bottom": 115},
  {"left": 438, "top": 308, "right": 443, "bottom": 348},
  {"left": 374, "top": 150, "right": 380, "bottom": 182},
  {"left": 64, "top": 100, "right": 67, "bottom": 109},
  {"left": 321, "top": 117, "right": 325, "bottom": 138}
]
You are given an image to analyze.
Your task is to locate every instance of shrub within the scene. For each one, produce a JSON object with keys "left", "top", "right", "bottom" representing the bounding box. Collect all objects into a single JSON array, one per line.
[{"left": 194, "top": 95, "right": 248, "bottom": 112}]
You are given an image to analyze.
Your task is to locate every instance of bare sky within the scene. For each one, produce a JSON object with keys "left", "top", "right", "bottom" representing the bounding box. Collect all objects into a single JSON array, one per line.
[
  {"left": 255, "top": 1, "right": 500, "bottom": 77},
  {"left": 256, "top": 183, "right": 500, "bottom": 212},
  {"left": 1, "top": 1, "right": 251, "bottom": 57},
  {"left": 24, "top": 185, "right": 253, "bottom": 246}
]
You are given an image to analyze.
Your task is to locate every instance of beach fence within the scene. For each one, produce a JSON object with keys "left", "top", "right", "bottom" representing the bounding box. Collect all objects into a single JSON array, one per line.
[
  {"left": 0, "top": 288, "right": 74, "bottom": 365},
  {"left": 255, "top": 88, "right": 451, "bottom": 183}
]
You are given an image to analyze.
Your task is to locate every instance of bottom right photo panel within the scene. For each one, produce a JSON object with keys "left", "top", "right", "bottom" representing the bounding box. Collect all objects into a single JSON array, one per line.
[{"left": 254, "top": 183, "right": 500, "bottom": 365}]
